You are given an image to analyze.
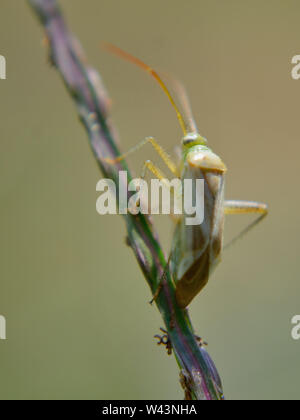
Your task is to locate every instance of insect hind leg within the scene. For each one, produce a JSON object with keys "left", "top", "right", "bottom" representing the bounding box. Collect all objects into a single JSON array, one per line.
[{"left": 224, "top": 200, "right": 268, "bottom": 249}]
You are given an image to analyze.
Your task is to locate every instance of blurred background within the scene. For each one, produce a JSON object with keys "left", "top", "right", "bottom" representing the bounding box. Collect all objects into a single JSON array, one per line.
[{"left": 0, "top": 0, "right": 299, "bottom": 400}]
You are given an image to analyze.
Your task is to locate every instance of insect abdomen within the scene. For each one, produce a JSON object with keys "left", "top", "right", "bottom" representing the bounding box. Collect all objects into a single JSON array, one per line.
[
  {"left": 172, "top": 166, "right": 225, "bottom": 308},
  {"left": 175, "top": 246, "right": 210, "bottom": 308}
]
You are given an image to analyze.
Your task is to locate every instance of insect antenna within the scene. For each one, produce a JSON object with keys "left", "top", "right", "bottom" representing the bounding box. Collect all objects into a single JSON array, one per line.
[
  {"left": 160, "top": 72, "right": 198, "bottom": 133},
  {"left": 102, "top": 43, "right": 188, "bottom": 136}
]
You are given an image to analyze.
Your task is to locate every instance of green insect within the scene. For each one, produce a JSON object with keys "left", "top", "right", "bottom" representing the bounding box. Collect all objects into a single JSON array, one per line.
[{"left": 104, "top": 44, "right": 268, "bottom": 308}]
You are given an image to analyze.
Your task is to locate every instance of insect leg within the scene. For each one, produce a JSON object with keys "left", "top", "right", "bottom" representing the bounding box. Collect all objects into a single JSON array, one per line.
[
  {"left": 150, "top": 254, "right": 172, "bottom": 305},
  {"left": 127, "top": 157, "right": 182, "bottom": 220},
  {"left": 104, "top": 136, "right": 179, "bottom": 176},
  {"left": 131, "top": 159, "right": 168, "bottom": 211},
  {"left": 141, "top": 159, "right": 169, "bottom": 182},
  {"left": 224, "top": 200, "right": 268, "bottom": 249},
  {"left": 137, "top": 159, "right": 182, "bottom": 222}
]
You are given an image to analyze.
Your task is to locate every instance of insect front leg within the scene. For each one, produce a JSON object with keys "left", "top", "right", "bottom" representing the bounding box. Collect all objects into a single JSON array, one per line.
[
  {"left": 130, "top": 159, "right": 169, "bottom": 211},
  {"left": 104, "top": 136, "right": 179, "bottom": 176},
  {"left": 138, "top": 159, "right": 182, "bottom": 221},
  {"left": 224, "top": 200, "right": 268, "bottom": 249}
]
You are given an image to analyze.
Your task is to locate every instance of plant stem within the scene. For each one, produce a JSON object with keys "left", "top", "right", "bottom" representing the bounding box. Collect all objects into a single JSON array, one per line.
[{"left": 28, "top": 0, "right": 224, "bottom": 400}]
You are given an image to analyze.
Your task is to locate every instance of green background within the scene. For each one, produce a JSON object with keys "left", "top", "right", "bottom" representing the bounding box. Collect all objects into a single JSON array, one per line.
[{"left": 0, "top": 0, "right": 299, "bottom": 400}]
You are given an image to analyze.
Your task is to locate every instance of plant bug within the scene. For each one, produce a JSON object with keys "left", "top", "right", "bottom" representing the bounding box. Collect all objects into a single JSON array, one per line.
[{"left": 103, "top": 44, "right": 268, "bottom": 308}]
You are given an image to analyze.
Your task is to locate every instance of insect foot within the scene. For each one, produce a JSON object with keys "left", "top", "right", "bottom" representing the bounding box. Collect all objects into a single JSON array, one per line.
[
  {"left": 195, "top": 335, "right": 208, "bottom": 348},
  {"left": 154, "top": 328, "right": 172, "bottom": 355}
]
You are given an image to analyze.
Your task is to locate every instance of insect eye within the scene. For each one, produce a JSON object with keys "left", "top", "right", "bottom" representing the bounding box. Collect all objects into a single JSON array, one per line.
[
  {"left": 182, "top": 133, "right": 207, "bottom": 147},
  {"left": 182, "top": 138, "right": 193, "bottom": 146}
]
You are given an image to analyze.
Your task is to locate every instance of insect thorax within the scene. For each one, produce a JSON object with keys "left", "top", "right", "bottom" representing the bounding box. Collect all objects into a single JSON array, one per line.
[{"left": 185, "top": 144, "right": 227, "bottom": 173}]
